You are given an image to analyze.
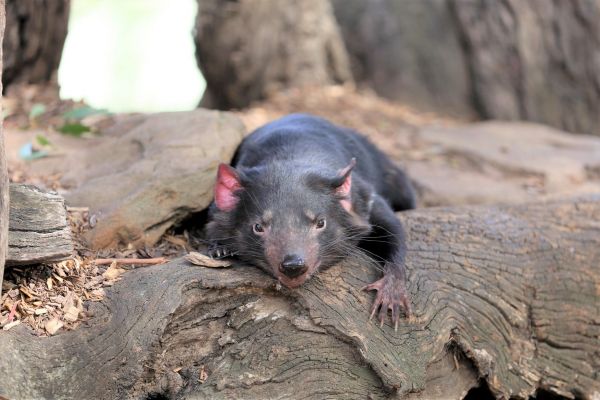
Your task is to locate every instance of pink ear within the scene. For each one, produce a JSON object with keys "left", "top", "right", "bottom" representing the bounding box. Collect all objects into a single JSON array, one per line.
[
  {"left": 215, "top": 163, "right": 243, "bottom": 211},
  {"left": 336, "top": 159, "right": 355, "bottom": 212}
]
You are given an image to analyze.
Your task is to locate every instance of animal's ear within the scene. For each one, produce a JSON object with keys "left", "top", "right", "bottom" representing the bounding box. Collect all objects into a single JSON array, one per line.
[
  {"left": 334, "top": 158, "right": 356, "bottom": 212},
  {"left": 215, "top": 163, "right": 243, "bottom": 212}
]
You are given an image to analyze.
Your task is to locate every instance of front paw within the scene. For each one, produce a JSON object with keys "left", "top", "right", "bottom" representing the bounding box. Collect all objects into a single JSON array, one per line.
[
  {"left": 363, "top": 273, "right": 410, "bottom": 330},
  {"left": 208, "top": 244, "right": 235, "bottom": 259}
]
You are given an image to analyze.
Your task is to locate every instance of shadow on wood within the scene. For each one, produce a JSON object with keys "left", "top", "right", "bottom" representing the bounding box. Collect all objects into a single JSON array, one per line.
[{"left": 0, "top": 196, "right": 598, "bottom": 399}]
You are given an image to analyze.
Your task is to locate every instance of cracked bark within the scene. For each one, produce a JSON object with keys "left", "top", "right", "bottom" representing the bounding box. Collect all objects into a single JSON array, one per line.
[
  {"left": 0, "top": 196, "right": 598, "bottom": 399},
  {"left": 6, "top": 184, "right": 73, "bottom": 266}
]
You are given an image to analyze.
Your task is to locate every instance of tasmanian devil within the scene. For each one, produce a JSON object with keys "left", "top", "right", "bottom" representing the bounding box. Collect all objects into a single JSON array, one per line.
[{"left": 206, "top": 114, "right": 415, "bottom": 327}]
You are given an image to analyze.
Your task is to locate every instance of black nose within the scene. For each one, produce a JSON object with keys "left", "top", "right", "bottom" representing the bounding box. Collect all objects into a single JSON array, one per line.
[{"left": 279, "top": 254, "right": 307, "bottom": 278}]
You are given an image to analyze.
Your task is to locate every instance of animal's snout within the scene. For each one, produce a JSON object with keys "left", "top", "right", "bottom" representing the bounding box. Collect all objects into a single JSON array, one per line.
[{"left": 279, "top": 254, "right": 307, "bottom": 278}]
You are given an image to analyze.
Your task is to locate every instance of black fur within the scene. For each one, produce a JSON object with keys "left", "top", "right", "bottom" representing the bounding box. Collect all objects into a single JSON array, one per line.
[{"left": 206, "top": 114, "right": 415, "bottom": 324}]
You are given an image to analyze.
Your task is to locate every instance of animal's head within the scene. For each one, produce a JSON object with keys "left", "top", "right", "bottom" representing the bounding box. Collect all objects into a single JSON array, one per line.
[{"left": 208, "top": 160, "right": 371, "bottom": 288}]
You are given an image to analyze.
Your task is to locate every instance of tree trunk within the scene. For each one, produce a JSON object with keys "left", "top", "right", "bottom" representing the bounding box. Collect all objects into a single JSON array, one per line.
[
  {"left": 0, "top": 0, "right": 8, "bottom": 297},
  {"left": 331, "top": 0, "right": 474, "bottom": 119},
  {"left": 194, "top": 0, "right": 353, "bottom": 110},
  {"left": 1, "top": 196, "right": 598, "bottom": 399},
  {"left": 450, "top": 0, "right": 600, "bottom": 136},
  {"left": 332, "top": 0, "right": 600, "bottom": 136},
  {"left": 3, "top": 0, "right": 69, "bottom": 87}
]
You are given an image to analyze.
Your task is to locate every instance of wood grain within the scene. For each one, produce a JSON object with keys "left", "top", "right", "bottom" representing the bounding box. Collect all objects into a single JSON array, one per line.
[
  {"left": 0, "top": 196, "right": 598, "bottom": 399},
  {"left": 6, "top": 184, "right": 73, "bottom": 266}
]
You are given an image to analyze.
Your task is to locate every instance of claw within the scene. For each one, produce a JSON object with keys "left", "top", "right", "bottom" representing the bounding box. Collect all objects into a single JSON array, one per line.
[
  {"left": 209, "top": 244, "right": 236, "bottom": 260},
  {"left": 363, "top": 274, "right": 410, "bottom": 329},
  {"left": 369, "top": 308, "right": 376, "bottom": 321}
]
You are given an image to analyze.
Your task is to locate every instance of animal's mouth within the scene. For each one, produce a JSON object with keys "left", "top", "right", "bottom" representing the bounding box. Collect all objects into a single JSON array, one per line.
[
  {"left": 275, "top": 261, "right": 321, "bottom": 289},
  {"left": 277, "top": 274, "right": 308, "bottom": 288}
]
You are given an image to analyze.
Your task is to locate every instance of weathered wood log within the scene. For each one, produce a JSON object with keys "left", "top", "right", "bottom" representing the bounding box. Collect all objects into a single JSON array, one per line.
[
  {"left": 0, "top": 0, "right": 8, "bottom": 296},
  {"left": 0, "top": 196, "right": 598, "bottom": 399},
  {"left": 6, "top": 184, "right": 73, "bottom": 266}
]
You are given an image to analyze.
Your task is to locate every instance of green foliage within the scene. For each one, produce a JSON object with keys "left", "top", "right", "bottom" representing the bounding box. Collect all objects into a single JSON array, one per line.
[
  {"left": 35, "top": 134, "right": 52, "bottom": 147},
  {"left": 58, "top": 123, "right": 91, "bottom": 136}
]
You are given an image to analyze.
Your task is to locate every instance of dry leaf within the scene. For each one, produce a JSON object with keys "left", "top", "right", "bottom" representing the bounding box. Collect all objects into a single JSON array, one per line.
[
  {"left": 164, "top": 234, "right": 189, "bottom": 249},
  {"left": 185, "top": 252, "right": 232, "bottom": 268},
  {"left": 63, "top": 305, "right": 80, "bottom": 322},
  {"left": 103, "top": 262, "right": 126, "bottom": 281},
  {"left": 199, "top": 365, "right": 208, "bottom": 383},
  {"left": 34, "top": 308, "right": 48, "bottom": 315},
  {"left": 45, "top": 318, "right": 63, "bottom": 335},
  {"left": 3, "top": 320, "right": 21, "bottom": 331}
]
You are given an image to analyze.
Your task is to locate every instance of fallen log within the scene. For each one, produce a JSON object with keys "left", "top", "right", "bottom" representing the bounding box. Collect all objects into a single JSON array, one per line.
[
  {"left": 6, "top": 184, "right": 73, "bottom": 266},
  {"left": 0, "top": 196, "right": 598, "bottom": 399}
]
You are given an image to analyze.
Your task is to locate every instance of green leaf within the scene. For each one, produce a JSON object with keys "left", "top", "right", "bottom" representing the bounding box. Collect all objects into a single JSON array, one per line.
[
  {"left": 35, "top": 134, "right": 52, "bottom": 147},
  {"left": 63, "top": 106, "right": 109, "bottom": 121},
  {"left": 29, "top": 103, "right": 46, "bottom": 120},
  {"left": 58, "top": 123, "right": 91, "bottom": 136}
]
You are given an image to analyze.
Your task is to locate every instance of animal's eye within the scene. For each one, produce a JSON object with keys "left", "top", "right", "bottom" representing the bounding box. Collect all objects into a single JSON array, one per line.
[
  {"left": 315, "top": 218, "right": 326, "bottom": 229},
  {"left": 253, "top": 223, "right": 265, "bottom": 234}
]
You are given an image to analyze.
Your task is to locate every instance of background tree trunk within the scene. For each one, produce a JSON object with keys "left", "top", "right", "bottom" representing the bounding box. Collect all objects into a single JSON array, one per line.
[
  {"left": 331, "top": 0, "right": 474, "bottom": 119},
  {"left": 3, "top": 0, "right": 69, "bottom": 87},
  {"left": 1, "top": 196, "right": 598, "bottom": 399},
  {"left": 331, "top": 0, "right": 600, "bottom": 136},
  {"left": 194, "top": 0, "right": 353, "bottom": 109},
  {"left": 0, "top": 0, "right": 7, "bottom": 297}
]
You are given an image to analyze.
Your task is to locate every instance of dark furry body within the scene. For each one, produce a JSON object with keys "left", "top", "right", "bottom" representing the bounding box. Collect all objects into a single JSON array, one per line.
[
  {"left": 207, "top": 114, "right": 415, "bottom": 324},
  {"left": 231, "top": 114, "right": 415, "bottom": 212}
]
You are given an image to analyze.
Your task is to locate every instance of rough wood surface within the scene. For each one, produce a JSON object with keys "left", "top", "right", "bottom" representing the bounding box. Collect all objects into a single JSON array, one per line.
[
  {"left": 451, "top": 0, "right": 600, "bottom": 135},
  {"left": 3, "top": 0, "right": 69, "bottom": 87},
  {"left": 0, "top": 0, "right": 6, "bottom": 295},
  {"left": 0, "top": 196, "right": 598, "bottom": 400},
  {"left": 332, "top": 0, "right": 600, "bottom": 135},
  {"left": 6, "top": 184, "right": 72, "bottom": 266},
  {"left": 194, "top": 0, "right": 352, "bottom": 109}
]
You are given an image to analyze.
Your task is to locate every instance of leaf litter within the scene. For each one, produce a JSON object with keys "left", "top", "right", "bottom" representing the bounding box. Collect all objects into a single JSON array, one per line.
[{"left": 0, "top": 207, "right": 198, "bottom": 337}]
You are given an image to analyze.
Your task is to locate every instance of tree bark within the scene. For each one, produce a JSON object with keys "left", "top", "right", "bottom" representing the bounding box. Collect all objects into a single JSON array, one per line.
[
  {"left": 6, "top": 184, "right": 73, "bottom": 266},
  {"left": 450, "top": 0, "right": 600, "bottom": 136},
  {"left": 0, "top": 0, "right": 8, "bottom": 297},
  {"left": 3, "top": 0, "right": 69, "bottom": 87},
  {"left": 332, "top": 0, "right": 600, "bottom": 136},
  {"left": 1, "top": 196, "right": 598, "bottom": 399},
  {"left": 194, "top": 0, "right": 353, "bottom": 109}
]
